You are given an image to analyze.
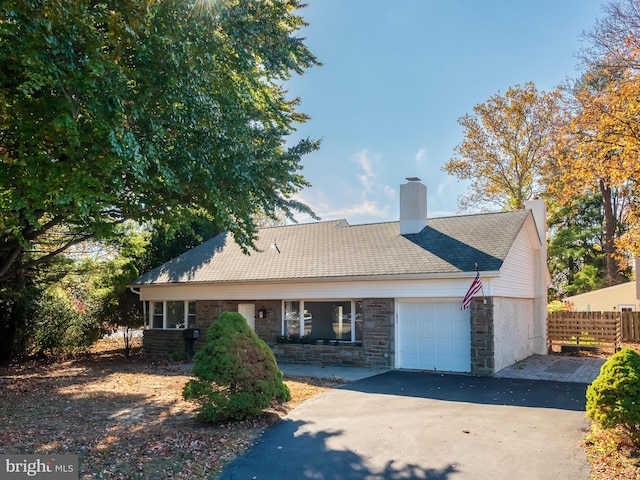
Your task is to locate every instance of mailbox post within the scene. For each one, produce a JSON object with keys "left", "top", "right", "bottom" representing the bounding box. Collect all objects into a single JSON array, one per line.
[{"left": 182, "top": 328, "right": 200, "bottom": 359}]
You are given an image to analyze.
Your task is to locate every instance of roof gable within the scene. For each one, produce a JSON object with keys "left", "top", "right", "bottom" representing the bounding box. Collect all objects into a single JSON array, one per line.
[{"left": 132, "top": 210, "right": 532, "bottom": 285}]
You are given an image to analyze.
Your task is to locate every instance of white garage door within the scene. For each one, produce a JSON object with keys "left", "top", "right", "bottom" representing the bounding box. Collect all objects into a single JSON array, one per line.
[{"left": 397, "top": 301, "right": 471, "bottom": 373}]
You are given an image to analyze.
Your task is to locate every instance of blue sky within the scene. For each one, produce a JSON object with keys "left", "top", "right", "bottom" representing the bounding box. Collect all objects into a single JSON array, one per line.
[{"left": 285, "top": 0, "right": 605, "bottom": 225}]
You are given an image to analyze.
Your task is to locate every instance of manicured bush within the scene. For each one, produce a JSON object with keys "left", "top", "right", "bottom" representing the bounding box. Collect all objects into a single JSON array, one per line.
[
  {"left": 586, "top": 348, "right": 640, "bottom": 445},
  {"left": 183, "top": 311, "right": 290, "bottom": 423}
]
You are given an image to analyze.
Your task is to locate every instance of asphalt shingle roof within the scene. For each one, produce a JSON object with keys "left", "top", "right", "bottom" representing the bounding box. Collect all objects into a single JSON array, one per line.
[{"left": 131, "top": 210, "right": 532, "bottom": 285}]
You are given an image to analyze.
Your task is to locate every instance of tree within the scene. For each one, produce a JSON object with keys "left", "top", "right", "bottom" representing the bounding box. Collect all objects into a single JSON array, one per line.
[
  {"left": 564, "top": 73, "right": 640, "bottom": 261},
  {"left": 442, "top": 82, "right": 562, "bottom": 211},
  {"left": 548, "top": 0, "right": 640, "bottom": 285},
  {"left": 0, "top": 0, "right": 320, "bottom": 363},
  {"left": 547, "top": 191, "right": 633, "bottom": 297},
  {"left": 138, "top": 213, "right": 220, "bottom": 274},
  {"left": 579, "top": 0, "right": 640, "bottom": 73},
  {"left": 547, "top": 193, "right": 607, "bottom": 298},
  {"left": 556, "top": 0, "right": 640, "bottom": 260},
  {"left": 182, "top": 311, "right": 290, "bottom": 423}
]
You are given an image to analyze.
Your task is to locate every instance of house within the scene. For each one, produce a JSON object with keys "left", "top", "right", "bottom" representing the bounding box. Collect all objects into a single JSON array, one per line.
[
  {"left": 564, "top": 281, "right": 639, "bottom": 312},
  {"left": 130, "top": 179, "right": 549, "bottom": 376}
]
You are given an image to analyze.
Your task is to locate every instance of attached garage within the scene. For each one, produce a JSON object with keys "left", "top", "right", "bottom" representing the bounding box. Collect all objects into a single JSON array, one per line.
[{"left": 397, "top": 301, "right": 471, "bottom": 373}]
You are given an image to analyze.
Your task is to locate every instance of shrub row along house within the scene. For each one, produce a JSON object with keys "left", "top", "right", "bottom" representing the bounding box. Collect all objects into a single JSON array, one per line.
[{"left": 130, "top": 179, "right": 549, "bottom": 376}]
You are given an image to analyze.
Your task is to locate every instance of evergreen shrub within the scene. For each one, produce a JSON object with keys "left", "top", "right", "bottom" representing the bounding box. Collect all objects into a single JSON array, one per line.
[
  {"left": 586, "top": 348, "right": 640, "bottom": 445},
  {"left": 183, "top": 311, "right": 290, "bottom": 422}
]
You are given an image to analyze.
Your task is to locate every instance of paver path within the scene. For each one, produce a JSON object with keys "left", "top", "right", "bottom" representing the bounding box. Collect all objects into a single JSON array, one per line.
[{"left": 494, "top": 354, "right": 605, "bottom": 383}]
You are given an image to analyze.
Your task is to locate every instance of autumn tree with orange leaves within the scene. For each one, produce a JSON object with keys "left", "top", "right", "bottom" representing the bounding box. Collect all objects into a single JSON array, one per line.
[
  {"left": 443, "top": 82, "right": 562, "bottom": 211},
  {"left": 552, "top": 0, "right": 640, "bottom": 285}
]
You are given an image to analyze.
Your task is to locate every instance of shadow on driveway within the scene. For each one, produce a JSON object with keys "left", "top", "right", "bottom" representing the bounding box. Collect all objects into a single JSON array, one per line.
[
  {"left": 340, "top": 370, "right": 588, "bottom": 411},
  {"left": 219, "top": 418, "right": 458, "bottom": 480},
  {"left": 219, "top": 371, "right": 591, "bottom": 480}
]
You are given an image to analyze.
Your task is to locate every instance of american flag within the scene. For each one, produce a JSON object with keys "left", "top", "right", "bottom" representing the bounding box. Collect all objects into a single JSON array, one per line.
[{"left": 462, "top": 271, "right": 482, "bottom": 310}]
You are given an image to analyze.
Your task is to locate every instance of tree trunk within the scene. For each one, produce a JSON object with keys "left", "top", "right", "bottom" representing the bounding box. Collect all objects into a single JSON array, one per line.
[
  {"left": 600, "top": 179, "right": 622, "bottom": 286},
  {"left": 0, "top": 274, "right": 24, "bottom": 365}
]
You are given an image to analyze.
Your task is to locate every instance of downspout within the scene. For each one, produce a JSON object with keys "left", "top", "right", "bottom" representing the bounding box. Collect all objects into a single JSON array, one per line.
[{"left": 129, "top": 287, "right": 147, "bottom": 330}]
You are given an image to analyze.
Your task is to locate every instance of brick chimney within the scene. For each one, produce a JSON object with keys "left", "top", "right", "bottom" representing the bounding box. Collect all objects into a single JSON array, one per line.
[{"left": 400, "top": 178, "right": 427, "bottom": 234}]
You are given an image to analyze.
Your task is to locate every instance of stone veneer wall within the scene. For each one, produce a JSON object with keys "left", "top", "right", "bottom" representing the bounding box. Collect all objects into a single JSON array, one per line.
[
  {"left": 143, "top": 329, "right": 186, "bottom": 359},
  {"left": 143, "top": 298, "right": 395, "bottom": 367},
  {"left": 470, "top": 297, "right": 495, "bottom": 376},
  {"left": 143, "top": 297, "right": 495, "bottom": 375}
]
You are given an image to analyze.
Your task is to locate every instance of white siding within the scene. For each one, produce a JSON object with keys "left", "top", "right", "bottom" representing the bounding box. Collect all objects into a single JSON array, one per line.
[
  {"left": 136, "top": 276, "right": 494, "bottom": 302},
  {"left": 492, "top": 217, "right": 539, "bottom": 298}
]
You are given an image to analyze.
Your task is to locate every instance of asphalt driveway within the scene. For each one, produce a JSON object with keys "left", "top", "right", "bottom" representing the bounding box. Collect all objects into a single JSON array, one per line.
[{"left": 219, "top": 371, "right": 591, "bottom": 480}]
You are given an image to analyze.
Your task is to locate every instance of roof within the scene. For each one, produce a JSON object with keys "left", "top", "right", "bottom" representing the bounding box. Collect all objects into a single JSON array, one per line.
[{"left": 131, "top": 209, "right": 532, "bottom": 285}]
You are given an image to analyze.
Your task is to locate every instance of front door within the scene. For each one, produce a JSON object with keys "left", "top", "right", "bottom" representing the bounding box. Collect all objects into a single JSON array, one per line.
[{"left": 238, "top": 303, "right": 256, "bottom": 330}]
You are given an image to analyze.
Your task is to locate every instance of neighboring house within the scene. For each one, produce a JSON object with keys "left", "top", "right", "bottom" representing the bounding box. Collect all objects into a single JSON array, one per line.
[
  {"left": 637, "top": 258, "right": 640, "bottom": 302},
  {"left": 564, "top": 281, "right": 640, "bottom": 312},
  {"left": 130, "top": 179, "right": 549, "bottom": 376}
]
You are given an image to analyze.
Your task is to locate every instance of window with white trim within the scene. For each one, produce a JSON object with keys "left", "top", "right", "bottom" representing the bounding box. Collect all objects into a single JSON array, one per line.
[
  {"left": 150, "top": 301, "right": 196, "bottom": 329},
  {"left": 282, "top": 300, "right": 363, "bottom": 342}
]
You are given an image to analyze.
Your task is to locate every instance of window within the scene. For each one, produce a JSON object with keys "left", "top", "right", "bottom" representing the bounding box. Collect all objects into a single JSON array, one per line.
[
  {"left": 620, "top": 305, "right": 636, "bottom": 312},
  {"left": 150, "top": 301, "right": 196, "bottom": 329},
  {"left": 167, "top": 301, "right": 185, "bottom": 329},
  {"left": 284, "top": 301, "right": 300, "bottom": 338},
  {"left": 282, "top": 300, "right": 363, "bottom": 342},
  {"left": 152, "top": 302, "right": 164, "bottom": 329}
]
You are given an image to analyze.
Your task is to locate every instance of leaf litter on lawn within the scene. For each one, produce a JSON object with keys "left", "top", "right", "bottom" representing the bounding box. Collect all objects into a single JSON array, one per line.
[{"left": 0, "top": 338, "right": 342, "bottom": 479}]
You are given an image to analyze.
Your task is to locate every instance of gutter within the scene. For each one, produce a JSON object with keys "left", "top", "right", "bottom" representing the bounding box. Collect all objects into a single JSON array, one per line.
[{"left": 126, "top": 270, "right": 502, "bottom": 289}]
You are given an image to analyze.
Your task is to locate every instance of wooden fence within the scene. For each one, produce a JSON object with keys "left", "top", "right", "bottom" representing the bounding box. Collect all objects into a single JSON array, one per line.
[
  {"left": 622, "top": 311, "right": 640, "bottom": 341},
  {"left": 547, "top": 311, "right": 624, "bottom": 351}
]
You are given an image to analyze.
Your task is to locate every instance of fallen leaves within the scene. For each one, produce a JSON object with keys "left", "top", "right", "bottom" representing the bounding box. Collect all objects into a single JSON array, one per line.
[
  {"left": 0, "top": 339, "right": 339, "bottom": 479},
  {"left": 583, "top": 425, "right": 640, "bottom": 480}
]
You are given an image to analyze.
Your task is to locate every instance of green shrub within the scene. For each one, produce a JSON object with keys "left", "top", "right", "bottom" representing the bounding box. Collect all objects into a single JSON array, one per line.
[
  {"left": 586, "top": 348, "right": 640, "bottom": 445},
  {"left": 182, "top": 311, "right": 290, "bottom": 423}
]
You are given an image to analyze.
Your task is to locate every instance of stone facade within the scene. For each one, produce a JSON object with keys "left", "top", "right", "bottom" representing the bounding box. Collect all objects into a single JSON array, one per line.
[
  {"left": 470, "top": 297, "right": 495, "bottom": 376},
  {"left": 143, "top": 298, "right": 395, "bottom": 368},
  {"left": 143, "top": 329, "right": 187, "bottom": 359},
  {"left": 143, "top": 297, "right": 497, "bottom": 376}
]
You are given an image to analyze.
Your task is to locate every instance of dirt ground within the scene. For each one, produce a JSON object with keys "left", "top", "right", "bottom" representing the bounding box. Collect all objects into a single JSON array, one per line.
[{"left": 0, "top": 337, "right": 342, "bottom": 479}]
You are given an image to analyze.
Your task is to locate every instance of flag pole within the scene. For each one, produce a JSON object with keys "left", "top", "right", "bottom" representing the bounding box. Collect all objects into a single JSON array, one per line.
[{"left": 475, "top": 263, "right": 486, "bottom": 304}]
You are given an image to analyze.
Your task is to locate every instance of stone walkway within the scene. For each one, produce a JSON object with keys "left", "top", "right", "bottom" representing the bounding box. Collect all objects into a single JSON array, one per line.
[
  {"left": 494, "top": 354, "right": 606, "bottom": 383},
  {"left": 280, "top": 354, "right": 607, "bottom": 384}
]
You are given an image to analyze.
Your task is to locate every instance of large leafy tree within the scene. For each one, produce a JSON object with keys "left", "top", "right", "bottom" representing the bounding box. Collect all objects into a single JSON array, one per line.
[
  {"left": 551, "top": 0, "right": 640, "bottom": 282},
  {"left": 0, "top": 0, "right": 320, "bottom": 363},
  {"left": 547, "top": 192, "right": 632, "bottom": 298},
  {"left": 557, "top": 70, "right": 640, "bottom": 262},
  {"left": 138, "top": 213, "right": 220, "bottom": 273},
  {"left": 443, "top": 82, "right": 562, "bottom": 211}
]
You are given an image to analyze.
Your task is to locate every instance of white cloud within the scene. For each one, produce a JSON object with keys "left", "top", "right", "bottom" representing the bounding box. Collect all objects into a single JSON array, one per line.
[
  {"left": 383, "top": 185, "right": 396, "bottom": 199},
  {"left": 437, "top": 181, "right": 447, "bottom": 196},
  {"left": 415, "top": 148, "right": 427, "bottom": 167},
  {"left": 290, "top": 148, "right": 401, "bottom": 225},
  {"left": 291, "top": 190, "right": 389, "bottom": 224},
  {"left": 352, "top": 150, "right": 377, "bottom": 194},
  {"left": 323, "top": 200, "right": 389, "bottom": 220}
]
